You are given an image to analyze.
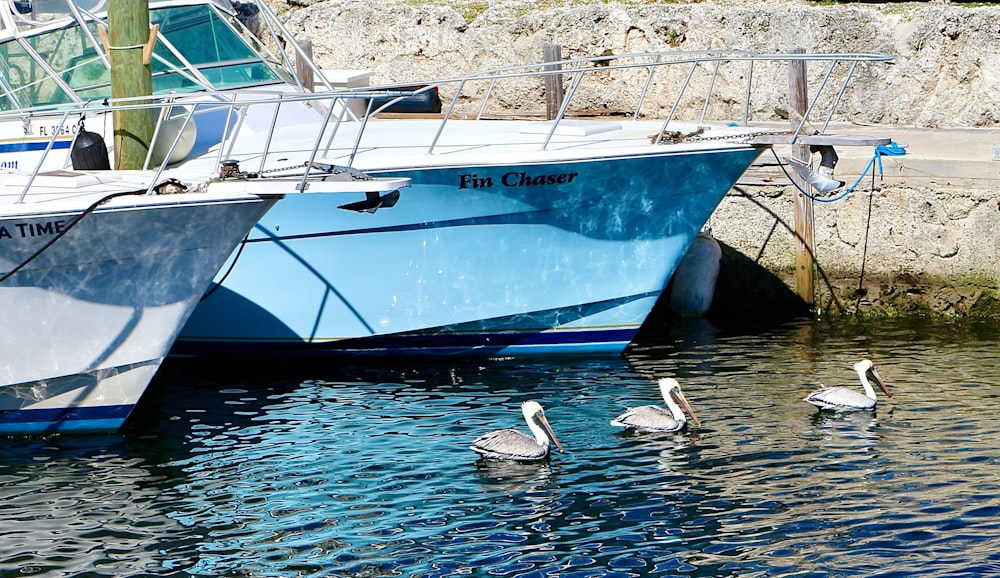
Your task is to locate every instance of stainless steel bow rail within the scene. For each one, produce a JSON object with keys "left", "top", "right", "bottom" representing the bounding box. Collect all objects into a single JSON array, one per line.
[{"left": 0, "top": 49, "right": 892, "bottom": 203}]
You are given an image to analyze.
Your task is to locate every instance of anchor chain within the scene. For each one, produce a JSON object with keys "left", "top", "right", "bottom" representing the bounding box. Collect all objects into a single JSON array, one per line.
[{"left": 650, "top": 127, "right": 793, "bottom": 145}]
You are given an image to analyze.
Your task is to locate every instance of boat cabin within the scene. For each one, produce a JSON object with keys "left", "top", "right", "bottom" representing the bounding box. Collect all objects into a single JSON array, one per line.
[{"left": 0, "top": 0, "right": 289, "bottom": 111}]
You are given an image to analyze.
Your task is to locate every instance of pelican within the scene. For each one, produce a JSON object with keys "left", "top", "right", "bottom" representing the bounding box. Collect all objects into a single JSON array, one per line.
[
  {"left": 610, "top": 378, "right": 701, "bottom": 433},
  {"left": 470, "top": 400, "right": 564, "bottom": 462},
  {"left": 804, "top": 359, "right": 893, "bottom": 411}
]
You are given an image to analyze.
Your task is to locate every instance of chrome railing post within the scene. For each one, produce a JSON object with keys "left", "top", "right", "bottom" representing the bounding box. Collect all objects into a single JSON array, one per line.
[
  {"left": 655, "top": 61, "right": 699, "bottom": 141},
  {"left": 428, "top": 79, "right": 466, "bottom": 155},
  {"left": 742, "top": 59, "right": 754, "bottom": 126},
  {"left": 700, "top": 59, "right": 722, "bottom": 124},
  {"left": 258, "top": 96, "right": 284, "bottom": 175},
  {"left": 17, "top": 110, "right": 73, "bottom": 204},
  {"left": 822, "top": 59, "right": 859, "bottom": 134},
  {"left": 299, "top": 93, "right": 339, "bottom": 192},
  {"left": 635, "top": 55, "right": 662, "bottom": 120},
  {"left": 541, "top": 67, "right": 584, "bottom": 151}
]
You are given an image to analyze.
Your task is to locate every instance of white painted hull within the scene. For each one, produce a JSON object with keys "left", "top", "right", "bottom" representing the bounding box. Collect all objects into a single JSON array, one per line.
[{"left": 0, "top": 188, "right": 277, "bottom": 433}]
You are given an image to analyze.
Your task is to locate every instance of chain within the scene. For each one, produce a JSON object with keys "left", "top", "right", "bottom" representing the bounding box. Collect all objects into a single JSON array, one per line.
[
  {"left": 255, "top": 161, "right": 309, "bottom": 176},
  {"left": 690, "top": 130, "right": 790, "bottom": 143},
  {"left": 186, "top": 161, "right": 309, "bottom": 194},
  {"left": 650, "top": 127, "right": 793, "bottom": 145}
]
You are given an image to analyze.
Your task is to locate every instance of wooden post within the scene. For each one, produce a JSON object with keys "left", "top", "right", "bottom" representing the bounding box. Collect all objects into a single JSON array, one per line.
[
  {"left": 108, "top": 0, "right": 154, "bottom": 169},
  {"left": 298, "top": 39, "right": 314, "bottom": 92},
  {"left": 543, "top": 44, "right": 563, "bottom": 120},
  {"left": 788, "top": 48, "right": 815, "bottom": 307}
]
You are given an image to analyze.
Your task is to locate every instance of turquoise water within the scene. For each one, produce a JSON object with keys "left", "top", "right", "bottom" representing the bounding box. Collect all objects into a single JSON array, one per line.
[{"left": 3, "top": 318, "right": 1000, "bottom": 577}]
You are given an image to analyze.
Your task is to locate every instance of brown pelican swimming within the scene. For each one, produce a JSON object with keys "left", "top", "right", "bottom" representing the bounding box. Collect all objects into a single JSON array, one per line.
[
  {"left": 610, "top": 378, "right": 701, "bottom": 433},
  {"left": 470, "top": 401, "right": 564, "bottom": 462},
  {"left": 804, "top": 359, "right": 893, "bottom": 411}
]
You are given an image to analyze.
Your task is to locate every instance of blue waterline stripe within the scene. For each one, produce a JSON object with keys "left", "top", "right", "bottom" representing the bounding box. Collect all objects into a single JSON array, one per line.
[
  {"left": 0, "top": 140, "right": 73, "bottom": 153},
  {"left": 0, "top": 404, "right": 133, "bottom": 435},
  {"left": 172, "top": 327, "right": 637, "bottom": 358}
]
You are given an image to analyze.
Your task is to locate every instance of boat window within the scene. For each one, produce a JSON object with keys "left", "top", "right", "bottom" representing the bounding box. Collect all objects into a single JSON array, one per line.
[
  {"left": 62, "top": 24, "right": 109, "bottom": 100},
  {"left": 0, "top": 36, "right": 75, "bottom": 109},
  {"left": 150, "top": 4, "right": 281, "bottom": 91}
]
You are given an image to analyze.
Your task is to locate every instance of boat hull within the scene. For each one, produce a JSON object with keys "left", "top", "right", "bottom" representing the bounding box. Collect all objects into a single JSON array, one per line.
[
  {"left": 0, "top": 195, "right": 275, "bottom": 434},
  {"left": 176, "top": 146, "right": 762, "bottom": 358}
]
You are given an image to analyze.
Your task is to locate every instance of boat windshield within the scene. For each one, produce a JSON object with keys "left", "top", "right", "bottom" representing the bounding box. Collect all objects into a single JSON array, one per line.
[{"left": 0, "top": 2, "right": 282, "bottom": 110}]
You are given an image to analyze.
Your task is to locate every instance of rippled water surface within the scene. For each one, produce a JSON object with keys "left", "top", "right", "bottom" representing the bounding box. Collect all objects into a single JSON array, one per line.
[{"left": 4, "top": 318, "right": 1000, "bottom": 577}]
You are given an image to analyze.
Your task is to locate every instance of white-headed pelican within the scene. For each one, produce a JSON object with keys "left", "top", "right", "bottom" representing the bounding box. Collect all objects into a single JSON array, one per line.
[
  {"left": 804, "top": 359, "right": 893, "bottom": 411},
  {"left": 470, "top": 400, "right": 564, "bottom": 461},
  {"left": 610, "top": 378, "right": 701, "bottom": 433}
]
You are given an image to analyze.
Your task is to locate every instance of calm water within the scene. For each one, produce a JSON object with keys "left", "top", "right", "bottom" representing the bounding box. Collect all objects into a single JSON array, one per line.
[{"left": 3, "top": 318, "right": 1000, "bottom": 577}]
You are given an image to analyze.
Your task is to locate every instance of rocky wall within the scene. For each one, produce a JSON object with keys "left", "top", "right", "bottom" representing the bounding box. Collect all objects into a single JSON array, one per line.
[
  {"left": 716, "top": 178, "right": 1000, "bottom": 319},
  {"left": 282, "top": 0, "right": 1000, "bottom": 128}
]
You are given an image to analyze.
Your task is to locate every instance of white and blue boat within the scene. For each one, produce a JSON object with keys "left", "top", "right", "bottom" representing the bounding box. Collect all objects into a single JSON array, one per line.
[{"left": 0, "top": 0, "right": 891, "bottom": 359}]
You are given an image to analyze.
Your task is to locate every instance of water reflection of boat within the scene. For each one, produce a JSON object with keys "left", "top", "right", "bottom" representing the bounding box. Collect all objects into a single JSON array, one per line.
[{"left": 1, "top": 0, "right": 892, "bottom": 359}]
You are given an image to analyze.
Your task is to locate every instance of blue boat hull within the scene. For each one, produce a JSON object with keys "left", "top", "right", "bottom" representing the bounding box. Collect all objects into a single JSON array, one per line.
[{"left": 175, "top": 147, "right": 762, "bottom": 358}]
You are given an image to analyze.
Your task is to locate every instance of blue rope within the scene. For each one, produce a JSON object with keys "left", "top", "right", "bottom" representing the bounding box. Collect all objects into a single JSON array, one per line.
[{"left": 784, "top": 141, "right": 906, "bottom": 203}]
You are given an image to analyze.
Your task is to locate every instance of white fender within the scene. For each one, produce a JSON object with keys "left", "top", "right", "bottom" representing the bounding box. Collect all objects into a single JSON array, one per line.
[
  {"left": 669, "top": 231, "right": 722, "bottom": 317},
  {"left": 150, "top": 106, "right": 197, "bottom": 167}
]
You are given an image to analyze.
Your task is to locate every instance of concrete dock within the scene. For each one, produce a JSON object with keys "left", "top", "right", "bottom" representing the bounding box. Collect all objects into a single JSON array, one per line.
[{"left": 741, "top": 124, "right": 1000, "bottom": 185}]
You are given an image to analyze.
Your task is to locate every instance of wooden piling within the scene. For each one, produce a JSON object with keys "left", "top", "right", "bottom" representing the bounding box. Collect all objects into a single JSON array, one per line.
[
  {"left": 298, "top": 39, "right": 315, "bottom": 92},
  {"left": 788, "top": 48, "right": 815, "bottom": 307},
  {"left": 108, "top": 0, "right": 154, "bottom": 169},
  {"left": 543, "top": 44, "right": 563, "bottom": 120}
]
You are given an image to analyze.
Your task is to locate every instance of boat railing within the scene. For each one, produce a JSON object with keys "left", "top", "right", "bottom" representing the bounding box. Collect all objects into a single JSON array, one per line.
[
  {"left": 243, "top": 0, "right": 890, "bottom": 142},
  {"left": 0, "top": 0, "right": 894, "bottom": 186},
  {"left": 238, "top": 0, "right": 891, "bottom": 149},
  {"left": 0, "top": 48, "right": 892, "bottom": 202},
  {"left": 349, "top": 50, "right": 892, "bottom": 154},
  {"left": 0, "top": 86, "right": 416, "bottom": 200}
]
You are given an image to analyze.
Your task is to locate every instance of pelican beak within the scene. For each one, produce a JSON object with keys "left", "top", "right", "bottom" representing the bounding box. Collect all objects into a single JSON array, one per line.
[
  {"left": 537, "top": 414, "right": 564, "bottom": 452},
  {"left": 672, "top": 390, "right": 701, "bottom": 426},
  {"left": 869, "top": 366, "right": 893, "bottom": 398}
]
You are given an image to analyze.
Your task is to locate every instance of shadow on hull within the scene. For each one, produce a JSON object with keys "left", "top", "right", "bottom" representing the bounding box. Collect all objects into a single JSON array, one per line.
[{"left": 635, "top": 240, "right": 811, "bottom": 345}]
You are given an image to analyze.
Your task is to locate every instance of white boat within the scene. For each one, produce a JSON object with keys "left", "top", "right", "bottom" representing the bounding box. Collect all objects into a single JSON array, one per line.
[
  {"left": 0, "top": 159, "right": 406, "bottom": 436},
  {"left": 0, "top": 0, "right": 892, "bottom": 359},
  {"left": 0, "top": 166, "right": 274, "bottom": 433}
]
